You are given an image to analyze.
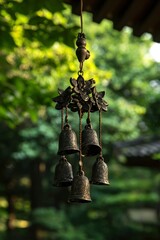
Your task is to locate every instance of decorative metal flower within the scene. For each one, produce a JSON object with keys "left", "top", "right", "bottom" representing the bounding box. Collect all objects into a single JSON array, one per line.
[
  {"left": 68, "top": 75, "right": 96, "bottom": 113},
  {"left": 91, "top": 87, "right": 108, "bottom": 112},
  {"left": 68, "top": 94, "right": 89, "bottom": 113},
  {"left": 70, "top": 75, "right": 95, "bottom": 102},
  {"left": 52, "top": 86, "right": 72, "bottom": 110}
]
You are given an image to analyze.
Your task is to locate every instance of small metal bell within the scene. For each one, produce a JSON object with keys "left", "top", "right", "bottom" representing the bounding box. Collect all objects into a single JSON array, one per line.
[
  {"left": 53, "top": 156, "right": 73, "bottom": 187},
  {"left": 82, "top": 124, "right": 101, "bottom": 157},
  {"left": 58, "top": 124, "right": 79, "bottom": 155},
  {"left": 69, "top": 171, "right": 92, "bottom": 203},
  {"left": 90, "top": 156, "right": 109, "bottom": 185}
]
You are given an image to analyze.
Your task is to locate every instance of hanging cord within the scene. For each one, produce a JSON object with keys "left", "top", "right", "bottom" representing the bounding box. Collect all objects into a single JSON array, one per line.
[
  {"left": 87, "top": 105, "right": 91, "bottom": 126},
  {"left": 78, "top": 0, "right": 83, "bottom": 75},
  {"left": 80, "top": 0, "right": 83, "bottom": 34},
  {"left": 99, "top": 109, "right": 102, "bottom": 157},
  {"left": 78, "top": 107, "right": 83, "bottom": 174},
  {"left": 77, "top": 0, "right": 90, "bottom": 75},
  {"left": 65, "top": 106, "right": 69, "bottom": 124},
  {"left": 61, "top": 108, "right": 64, "bottom": 130},
  {"left": 61, "top": 108, "right": 65, "bottom": 158},
  {"left": 79, "top": 0, "right": 84, "bottom": 74}
]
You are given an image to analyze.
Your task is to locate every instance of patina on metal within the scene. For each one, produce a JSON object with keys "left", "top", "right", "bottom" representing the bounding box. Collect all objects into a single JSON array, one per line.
[
  {"left": 53, "top": 156, "right": 73, "bottom": 187},
  {"left": 82, "top": 123, "right": 101, "bottom": 157},
  {"left": 52, "top": 0, "right": 110, "bottom": 203},
  {"left": 58, "top": 123, "right": 79, "bottom": 155},
  {"left": 76, "top": 33, "right": 90, "bottom": 63},
  {"left": 69, "top": 170, "right": 91, "bottom": 203},
  {"left": 90, "top": 156, "right": 109, "bottom": 185},
  {"left": 53, "top": 75, "right": 108, "bottom": 114}
]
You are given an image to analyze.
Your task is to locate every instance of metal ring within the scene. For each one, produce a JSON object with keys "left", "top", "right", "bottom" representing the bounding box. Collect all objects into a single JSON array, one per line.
[{"left": 78, "top": 70, "right": 83, "bottom": 76}]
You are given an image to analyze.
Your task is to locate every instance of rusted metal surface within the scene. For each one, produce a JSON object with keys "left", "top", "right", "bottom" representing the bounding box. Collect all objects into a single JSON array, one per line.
[
  {"left": 58, "top": 124, "right": 79, "bottom": 155},
  {"left": 91, "top": 156, "right": 110, "bottom": 185},
  {"left": 53, "top": 1, "right": 109, "bottom": 202},
  {"left": 82, "top": 124, "right": 101, "bottom": 157},
  {"left": 53, "top": 156, "right": 73, "bottom": 187},
  {"left": 53, "top": 75, "right": 108, "bottom": 113},
  {"left": 69, "top": 171, "right": 92, "bottom": 203}
]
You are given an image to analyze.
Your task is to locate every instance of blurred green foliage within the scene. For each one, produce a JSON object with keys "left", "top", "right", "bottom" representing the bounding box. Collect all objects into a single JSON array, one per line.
[{"left": 0, "top": 1, "right": 160, "bottom": 240}]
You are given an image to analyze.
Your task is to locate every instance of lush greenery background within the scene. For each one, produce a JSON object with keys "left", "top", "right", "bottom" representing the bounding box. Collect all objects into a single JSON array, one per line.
[{"left": 0, "top": 0, "right": 160, "bottom": 240}]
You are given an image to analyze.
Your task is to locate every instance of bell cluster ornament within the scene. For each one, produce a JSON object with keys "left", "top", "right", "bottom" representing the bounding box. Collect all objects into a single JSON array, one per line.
[{"left": 52, "top": 0, "right": 109, "bottom": 203}]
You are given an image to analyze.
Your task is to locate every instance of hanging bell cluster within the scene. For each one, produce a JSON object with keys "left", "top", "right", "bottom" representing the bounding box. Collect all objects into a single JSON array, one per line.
[{"left": 52, "top": 14, "right": 109, "bottom": 202}]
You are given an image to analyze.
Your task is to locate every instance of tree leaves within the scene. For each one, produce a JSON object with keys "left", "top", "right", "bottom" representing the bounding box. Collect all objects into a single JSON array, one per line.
[{"left": 11, "top": 0, "right": 65, "bottom": 16}]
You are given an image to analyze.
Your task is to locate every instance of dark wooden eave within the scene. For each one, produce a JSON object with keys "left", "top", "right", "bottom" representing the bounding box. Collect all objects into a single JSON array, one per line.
[
  {"left": 64, "top": 0, "right": 160, "bottom": 42},
  {"left": 114, "top": 137, "right": 160, "bottom": 169}
]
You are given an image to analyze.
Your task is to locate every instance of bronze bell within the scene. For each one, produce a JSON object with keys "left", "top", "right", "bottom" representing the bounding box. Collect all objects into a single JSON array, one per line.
[
  {"left": 58, "top": 124, "right": 79, "bottom": 155},
  {"left": 90, "top": 156, "right": 109, "bottom": 185},
  {"left": 53, "top": 156, "right": 73, "bottom": 187},
  {"left": 82, "top": 124, "right": 101, "bottom": 157},
  {"left": 69, "top": 171, "right": 92, "bottom": 203}
]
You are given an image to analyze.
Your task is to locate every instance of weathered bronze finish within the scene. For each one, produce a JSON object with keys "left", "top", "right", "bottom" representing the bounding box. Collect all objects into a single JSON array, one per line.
[
  {"left": 52, "top": 0, "right": 110, "bottom": 202},
  {"left": 82, "top": 124, "right": 101, "bottom": 157},
  {"left": 53, "top": 75, "right": 108, "bottom": 114},
  {"left": 69, "top": 171, "right": 92, "bottom": 203},
  {"left": 53, "top": 156, "right": 73, "bottom": 187},
  {"left": 90, "top": 156, "right": 109, "bottom": 185},
  {"left": 76, "top": 33, "right": 90, "bottom": 63},
  {"left": 58, "top": 124, "right": 79, "bottom": 155}
]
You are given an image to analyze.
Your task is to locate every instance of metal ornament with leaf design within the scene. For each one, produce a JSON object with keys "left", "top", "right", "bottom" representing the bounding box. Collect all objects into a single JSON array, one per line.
[
  {"left": 52, "top": 75, "right": 108, "bottom": 114},
  {"left": 52, "top": 0, "right": 109, "bottom": 203}
]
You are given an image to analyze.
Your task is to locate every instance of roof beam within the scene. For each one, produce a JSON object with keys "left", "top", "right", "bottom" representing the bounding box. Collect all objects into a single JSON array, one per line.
[
  {"left": 65, "top": 0, "right": 98, "bottom": 16},
  {"left": 93, "top": 0, "right": 129, "bottom": 23},
  {"left": 133, "top": 0, "right": 160, "bottom": 37},
  {"left": 114, "top": 0, "right": 153, "bottom": 30},
  {"left": 63, "top": 0, "right": 160, "bottom": 42}
]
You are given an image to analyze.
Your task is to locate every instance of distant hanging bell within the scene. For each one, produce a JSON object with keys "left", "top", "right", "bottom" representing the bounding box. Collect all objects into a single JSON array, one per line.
[
  {"left": 53, "top": 156, "right": 73, "bottom": 187},
  {"left": 90, "top": 156, "right": 109, "bottom": 185},
  {"left": 82, "top": 124, "right": 101, "bottom": 157},
  {"left": 69, "top": 171, "right": 92, "bottom": 203},
  {"left": 58, "top": 124, "right": 79, "bottom": 155}
]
